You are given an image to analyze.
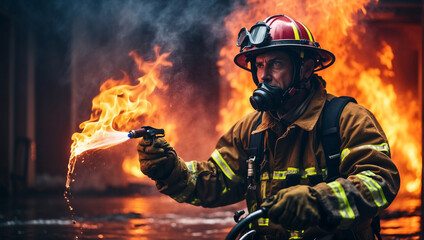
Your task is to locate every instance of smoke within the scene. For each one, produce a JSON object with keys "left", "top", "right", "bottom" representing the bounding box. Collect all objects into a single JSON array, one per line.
[
  {"left": 55, "top": 0, "right": 239, "bottom": 190},
  {"left": 62, "top": 0, "right": 234, "bottom": 125},
  {"left": 3, "top": 0, "right": 243, "bottom": 190}
]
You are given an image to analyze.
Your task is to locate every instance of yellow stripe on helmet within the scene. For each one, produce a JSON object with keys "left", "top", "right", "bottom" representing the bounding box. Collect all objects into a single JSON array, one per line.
[
  {"left": 290, "top": 22, "right": 300, "bottom": 40},
  {"left": 298, "top": 21, "right": 314, "bottom": 42}
]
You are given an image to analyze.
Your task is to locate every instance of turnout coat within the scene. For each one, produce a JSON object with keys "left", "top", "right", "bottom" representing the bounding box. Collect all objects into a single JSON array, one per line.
[{"left": 154, "top": 80, "right": 400, "bottom": 239}]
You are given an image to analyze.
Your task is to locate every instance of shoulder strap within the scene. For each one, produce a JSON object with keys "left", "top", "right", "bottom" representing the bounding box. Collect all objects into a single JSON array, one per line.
[
  {"left": 321, "top": 96, "right": 357, "bottom": 182},
  {"left": 248, "top": 113, "right": 265, "bottom": 182},
  {"left": 321, "top": 96, "right": 360, "bottom": 240}
]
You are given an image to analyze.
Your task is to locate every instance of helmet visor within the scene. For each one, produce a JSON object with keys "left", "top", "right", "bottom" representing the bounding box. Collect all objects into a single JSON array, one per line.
[{"left": 236, "top": 22, "right": 270, "bottom": 51}]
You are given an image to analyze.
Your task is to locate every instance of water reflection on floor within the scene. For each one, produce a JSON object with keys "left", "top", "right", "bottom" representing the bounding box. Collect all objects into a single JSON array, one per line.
[{"left": 0, "top": 193, "right": 420, "bottom": 239}]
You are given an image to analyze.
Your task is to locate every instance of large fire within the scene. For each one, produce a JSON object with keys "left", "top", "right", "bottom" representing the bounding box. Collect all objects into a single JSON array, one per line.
[
  {"left": 217, "top": 0, "right": 421, "bottom": 196},
  {"left": 68, "top": 0, "right": 421, "bottom": 196},
  {"left": 67, "top": 0, "right": 420, "bottom": 235},
  {"left": 66, "top": 46, "right": 177, "bottom": 188}
]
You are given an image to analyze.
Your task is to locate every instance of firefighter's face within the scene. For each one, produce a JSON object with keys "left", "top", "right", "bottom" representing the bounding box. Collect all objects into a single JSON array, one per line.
[{"left": 255, "top": 51, "right": 293, "bottom": 90}]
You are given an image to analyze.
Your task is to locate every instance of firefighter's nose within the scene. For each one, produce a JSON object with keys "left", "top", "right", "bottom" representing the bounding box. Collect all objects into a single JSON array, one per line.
[{"left": 260, "top": 68, "right": 271, "bottom": 83}]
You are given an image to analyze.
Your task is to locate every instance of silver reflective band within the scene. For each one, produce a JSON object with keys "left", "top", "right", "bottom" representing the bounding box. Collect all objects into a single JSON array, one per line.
[
  {"left": 356, "top": 170, "right": 388, "bottom": 212},
  {"left": 211, "top": 150, "right": 242, "bottom": 182},
  {"left": 356, "top": 143, "right": 389, "bottom": 152},
  {"left": 328, "top": 181, "right": 355, "bottom": 229},
  {"left": 341, "top": 143, "right": 390, "bottom": 162},
  {"left": 329, "top": 153, "right": 341, "bottom": 160},
  {"left": 171, "top": 161, "right": 198, "bottom": 204}
]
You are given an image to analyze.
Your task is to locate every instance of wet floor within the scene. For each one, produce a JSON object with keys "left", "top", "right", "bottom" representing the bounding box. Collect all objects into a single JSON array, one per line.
[
  {"left": 0, "top": 192, "right": 243, "bottom": 240},
  {"left": 0, "top": 192, "right": 420, "bottom": 240}
]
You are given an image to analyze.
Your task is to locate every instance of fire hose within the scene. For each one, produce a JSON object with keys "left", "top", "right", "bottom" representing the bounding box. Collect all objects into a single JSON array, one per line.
[
  {"left": 128, "top": 126, "right": 265, "bottom": 239},
  {"left": 127, "top": 127, "right": 318, "bottom": 239},
  {"left": 225, "top": 207, "right": 318, "bottom": 240},
  {"left": 129, "top": 126, "right": 266, "bottom": 240},
  {"left": 225, "top": 207, "right": 268, "bottom": 240}
]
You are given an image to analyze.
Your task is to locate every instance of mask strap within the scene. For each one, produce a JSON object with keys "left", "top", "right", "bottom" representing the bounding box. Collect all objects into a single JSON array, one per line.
[{"left": 250, "top": 58, "right": 260, "bottom": 86}]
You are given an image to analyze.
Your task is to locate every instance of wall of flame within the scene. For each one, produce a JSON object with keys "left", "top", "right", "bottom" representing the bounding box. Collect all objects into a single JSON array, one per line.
[
  {"left": 69, "top": 0, "right": 421, "bottom": 198},
  {"left": 217, "top": 0, "right": 421, "bottom": 196}
]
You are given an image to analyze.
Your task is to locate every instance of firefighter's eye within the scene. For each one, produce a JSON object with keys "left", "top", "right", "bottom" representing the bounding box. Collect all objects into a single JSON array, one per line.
[
  {"left": 270, "top": 60, "right": 283, "bottom": 69},
  {"left": 255, "top": 62, "right": 264, "bottom": 69}
]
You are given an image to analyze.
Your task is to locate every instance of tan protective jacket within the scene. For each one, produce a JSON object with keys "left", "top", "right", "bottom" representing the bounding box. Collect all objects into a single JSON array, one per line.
[{"left": 155, "top": 81, "right": 400, "bottom": 240}]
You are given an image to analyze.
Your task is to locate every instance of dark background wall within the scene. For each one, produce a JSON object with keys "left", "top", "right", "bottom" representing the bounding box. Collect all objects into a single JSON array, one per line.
[{"left": 0, "top": 0, "right": 236, "bottom": 194}]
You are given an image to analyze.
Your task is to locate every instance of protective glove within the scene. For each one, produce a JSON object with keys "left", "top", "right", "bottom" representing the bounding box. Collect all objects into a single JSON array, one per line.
[
  {"left": 137, "top": 137, "right": 177, "bottom": 180},
  {"left": 261, "top": 185, "right": 322, "bottom": 230}
]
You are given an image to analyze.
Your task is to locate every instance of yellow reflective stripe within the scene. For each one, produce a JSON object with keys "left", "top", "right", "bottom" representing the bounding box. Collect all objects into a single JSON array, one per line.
[
  {"left": 273, "top": 170, "right": 286, "bottom": 180},
  {"left": 302, "top": 167, "right": 318, "bottom": 179},
  {"left": 305, "top": 167, "right": 316, "bottom": 175},
  {"left": 357, "top": 143, "right": 389, "bottom": 153},
  {"left": 189, "top": 199, "right": 201, "bottom": 205},
  {"left": 261, "top": 181, "right": 267, "bottom": 199},
  {"left": 291, "top": 22, "right": 300, "bottom": 40},
  {"left": 356, "top": 171, "right": 388, "bottom": 210},
  {"left": 328, "top": 181, "right": 355, "bottom": 228},
  {"left": 287, "top": 167, "right": 299, "bottom": 174},
  {"left": 171, "top": 162, "right": 197, "bottom": 203},
  {"left": 249, "top": 202, "right": 257, "bottom": 213},
  {"left": 274, "top": 168, "right": 323, "bottom": 180},
  {"left": 341, "top": 148, "right": 350, "bottom": 162},
  {"left": 258, "top": 218, "right": 269, "bottom": 226},
  {"left": 186, "top": 161, "right": 196, "bottom": 174},
  {"left": 341, "top": 143, "right": 389, "bottom": 162},
  {"left": 322, "top": 168, "right": 328, "bottom": 181},
  {"left": 211, "top": 150, "right": 241, "bottom": 182},
  {"left": 361, "top": 170, "right": 376, "bottom": 177},
  {"left": 221, "top": 186, "right": 228, "bottom": 195},
  {"left": 261, "top": 172, "right": 269, "bottom": 180},
  {"left": 298, "top": 21, "right": 314, "bottom": 41},
  {"left": 289, "top": 230, "right": 305, "bottom": 240}
]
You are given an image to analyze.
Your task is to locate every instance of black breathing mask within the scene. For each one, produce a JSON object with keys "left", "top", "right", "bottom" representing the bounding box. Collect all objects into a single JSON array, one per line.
[{"left": 250, "top": 82, "right": 294, "bottom": 111}]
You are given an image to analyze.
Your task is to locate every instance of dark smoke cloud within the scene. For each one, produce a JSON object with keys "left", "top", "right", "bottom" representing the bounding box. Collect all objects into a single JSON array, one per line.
[
  {"left": 2, "top": 0, "right": 242, "bottom": 190},
  {"left": 60, "top": 0, "right": 236, "bottom": 127}
]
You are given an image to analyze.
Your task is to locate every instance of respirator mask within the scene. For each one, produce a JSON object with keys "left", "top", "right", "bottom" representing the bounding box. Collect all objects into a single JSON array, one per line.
[
  {"left": 249, "top": 81, "right": 297, "bottom": 111},
  {"left": 249, "top": 52, "right": 301, "bottom": 112}
]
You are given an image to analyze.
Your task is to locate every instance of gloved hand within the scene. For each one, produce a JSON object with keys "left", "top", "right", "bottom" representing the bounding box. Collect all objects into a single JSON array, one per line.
[
  {"left": 137, "top": 137, "right": 177, "bottom": 180},
  {"left": 261, "top": 185, "right": 322, "bottom": 230}
]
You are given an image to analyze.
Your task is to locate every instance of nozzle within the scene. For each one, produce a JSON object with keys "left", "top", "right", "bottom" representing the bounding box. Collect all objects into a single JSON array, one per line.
[
  {"left": 128, "top": 129, "right": 147, "bottom": 138},
  {"left": 128, "top": 126, "right": 165, "bottom": 140}
]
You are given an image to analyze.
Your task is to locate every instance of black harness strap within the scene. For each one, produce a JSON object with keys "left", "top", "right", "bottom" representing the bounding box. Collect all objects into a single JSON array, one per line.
[
  {"left": 247, "top": 113, "right": 264, "bottom": 184},
  {"left": 247, "top": 97, "right": 357, "bottom": 185},
  {"left": 321, "top": 96, "right": 357, "bottom": 182},
  {"left": 247, "top": 96, "right": 383, "bottom": 239}
]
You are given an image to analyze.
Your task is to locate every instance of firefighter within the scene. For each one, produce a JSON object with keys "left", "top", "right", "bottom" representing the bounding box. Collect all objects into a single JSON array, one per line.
[{"left": 137, "top": 15, "right": 400, "bottom": 239}]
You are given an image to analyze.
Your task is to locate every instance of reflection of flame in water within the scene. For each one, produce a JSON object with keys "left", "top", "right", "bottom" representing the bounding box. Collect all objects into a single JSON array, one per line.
[
  {"left": 217, "top": 0, "right": 421, "bottom": 195},
  {"left": 66, "top": 46, "right": 177, "bottom": 188}
]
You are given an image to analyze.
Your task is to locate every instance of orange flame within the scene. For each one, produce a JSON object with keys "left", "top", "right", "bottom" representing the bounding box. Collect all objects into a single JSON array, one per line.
[
  {"left": 217, "top": 0, "right": 421, "bottom": 196},
  {"left": 122, "top": 155, "right": 144, "bottom": 178},
  {"left": 66, "top": 46, "right": 177, "bottom": 188},
  {"left": 67, "top": 0, "right": 421, "bottom": 200}
]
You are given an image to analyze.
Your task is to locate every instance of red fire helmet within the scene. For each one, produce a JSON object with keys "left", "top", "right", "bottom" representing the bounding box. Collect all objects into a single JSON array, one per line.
[{"left": 234, "top": 14, "right": 335, "bottom": 72}]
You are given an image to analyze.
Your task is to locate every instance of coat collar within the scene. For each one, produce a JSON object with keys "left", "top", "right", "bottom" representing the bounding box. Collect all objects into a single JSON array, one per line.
[{"left": 252, "top": 81, "right": 327, "bottom": 134}]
